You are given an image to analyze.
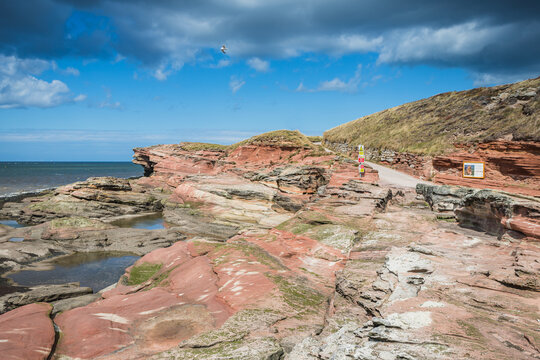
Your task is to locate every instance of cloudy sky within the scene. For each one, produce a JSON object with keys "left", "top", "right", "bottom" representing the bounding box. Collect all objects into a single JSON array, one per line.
[{"left": 1, "top": 0, "right": 539, "bottom": 160}]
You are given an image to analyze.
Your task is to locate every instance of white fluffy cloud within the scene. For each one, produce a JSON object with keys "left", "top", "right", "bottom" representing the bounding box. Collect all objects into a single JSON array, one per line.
[
  {"left": 297, "top": 64, "right": 362, "bottom": 93},
  {"left": 0, "top": 76, "right": 69, "bottom": 109},
  {"left": 0, "top": 55, "right": 83, "bottom": 108}
]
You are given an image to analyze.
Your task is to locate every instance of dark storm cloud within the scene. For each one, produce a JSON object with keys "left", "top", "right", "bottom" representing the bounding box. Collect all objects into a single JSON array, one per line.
[{"left": 1, "top": 0, "right": 540, "bottom": 80}]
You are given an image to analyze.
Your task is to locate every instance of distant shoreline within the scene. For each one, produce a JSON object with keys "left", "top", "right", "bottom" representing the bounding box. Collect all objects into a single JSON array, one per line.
[{"left": 0, "top": 162, "right": 143, "bottom": 200}]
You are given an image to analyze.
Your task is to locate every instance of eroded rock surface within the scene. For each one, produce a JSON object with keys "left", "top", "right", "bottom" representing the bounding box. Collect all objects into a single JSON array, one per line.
[
  {"left": 0, "top": 132, "right": 538, "bottom": 359},
  {"left": 417, "top": 183, "right": 540, "bottom": 240},
  {"left": 0, "top": 303, "right": 55, "bottom": 360}
]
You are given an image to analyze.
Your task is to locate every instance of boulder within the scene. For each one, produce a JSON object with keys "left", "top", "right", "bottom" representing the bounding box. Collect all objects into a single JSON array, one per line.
[{"left": 0, "top": 303, "right": 55, "bottom": 360}]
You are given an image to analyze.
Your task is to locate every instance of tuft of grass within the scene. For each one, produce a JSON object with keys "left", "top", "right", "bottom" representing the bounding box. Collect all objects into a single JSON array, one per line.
[
  {"left": 229, "top": 130, "right": 315, "bottom": 151},
  {"left": 307, "top": 135, "right": 323, "bottom": 143},
  {"left": 127, "top": 262, "right": 162, "bottom": 285},
  {"left": 323, "top": 76, "right": 540, "bottom": 155},
  {"left": 179, "top": 142, "right": 230, "bottom": 152}
]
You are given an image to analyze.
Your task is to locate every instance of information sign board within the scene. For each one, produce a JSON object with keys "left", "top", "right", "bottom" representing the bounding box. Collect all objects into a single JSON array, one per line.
[{"left": 463, "top": 162, "right": 485, "bottom": 179}]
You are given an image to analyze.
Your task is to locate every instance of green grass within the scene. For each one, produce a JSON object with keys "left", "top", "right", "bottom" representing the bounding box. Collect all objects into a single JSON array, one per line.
[
  {"left": 172, "top": 130, "right": 335, "bottom": 160},
  {"left": 179, "top": 142, "right": 230, "bottom": 152},
  {"left": 229, "top": 130, "right": 315, "bottom": 151},
  {"left": 307, "top": 135, "right": 323, "bottom": 143},
  {"left": 324, "top": 76, "right": 540, "bottom": 155},
  {"left": 127, "top": 262, "right": 163, "bottom": 285},
  {"left": 266, "top": 274, "right": 326, "bottom": 312}
]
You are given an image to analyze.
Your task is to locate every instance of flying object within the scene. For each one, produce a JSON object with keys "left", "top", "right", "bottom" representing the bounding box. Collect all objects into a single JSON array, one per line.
[{"left": 220, "top": 45, "right": 227, "bottom": 54}]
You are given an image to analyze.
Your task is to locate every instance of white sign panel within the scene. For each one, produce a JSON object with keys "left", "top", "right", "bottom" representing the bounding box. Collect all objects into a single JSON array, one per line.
[{"left": 463, "top": 162, "right": 485, "bottom": 179}]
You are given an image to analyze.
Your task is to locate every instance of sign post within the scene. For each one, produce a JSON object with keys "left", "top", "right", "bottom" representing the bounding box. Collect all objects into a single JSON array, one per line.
[{"left": 358, "top": 145, "right": 365, "bottom": 178}]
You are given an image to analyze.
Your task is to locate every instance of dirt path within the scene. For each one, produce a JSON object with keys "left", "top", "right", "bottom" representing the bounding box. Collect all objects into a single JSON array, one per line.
[
  {"left": 365, "top": 160, "right": 431, "bottom": 189},
  {"left": 320, "top": 144, "right": 430, "bottom": 189}
]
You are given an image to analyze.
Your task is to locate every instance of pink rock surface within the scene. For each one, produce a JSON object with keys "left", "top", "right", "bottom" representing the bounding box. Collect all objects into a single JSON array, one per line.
[{"left": 0, "top": 303, "right": 55, "bottom": 360}]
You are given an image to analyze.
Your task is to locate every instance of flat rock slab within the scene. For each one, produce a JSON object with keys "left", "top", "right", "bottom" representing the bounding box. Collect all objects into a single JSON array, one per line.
[
  {"left": 0, "top": 283, "right": 93, "bottom": 314},
  {"left": 0, "top": 303, "right": 55, "bottom": 360}
]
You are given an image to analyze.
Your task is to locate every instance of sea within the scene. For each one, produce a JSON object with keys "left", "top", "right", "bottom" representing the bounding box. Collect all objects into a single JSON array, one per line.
[{"left": 0, "top": 162, "right": 143, "bottom": 197}]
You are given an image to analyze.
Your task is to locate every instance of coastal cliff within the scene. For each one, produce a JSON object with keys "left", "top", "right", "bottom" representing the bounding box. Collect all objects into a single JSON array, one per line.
[
  {"left": 0, "top": 130, "right": 538, "bottom": 359},
  {"left": 324, "top": 77, "right": 540, "bottom": 197}
]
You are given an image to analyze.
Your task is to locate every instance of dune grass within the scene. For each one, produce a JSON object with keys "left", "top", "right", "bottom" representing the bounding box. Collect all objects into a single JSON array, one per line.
[
  {"left": 179, "top": 142, "right": 230, "bottom": 152},
  {"left": 228, "top": 130, "right": 315, "bottom": 151},
  {"left": 324, "top": 77, "right": 540, "bottom": 155}
]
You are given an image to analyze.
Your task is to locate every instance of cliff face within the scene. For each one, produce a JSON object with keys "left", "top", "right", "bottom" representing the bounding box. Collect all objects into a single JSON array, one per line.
[
  {"left": 324, "top": 76, "right": 540, "bottom": 197},
  {"left": 133, "top": 133, "right": 379, "bottom": 192},
  {"left": 431, "top": 140, "right": 540, "bottom": 196},
  {"left": 1, "top": 130, "right": 539, "bottom": 359}
]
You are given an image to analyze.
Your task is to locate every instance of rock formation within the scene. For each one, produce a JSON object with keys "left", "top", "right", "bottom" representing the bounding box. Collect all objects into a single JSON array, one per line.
[
  {"left": 324, "top": 77, "right": 540, "bottom": 197},
  {"left": 416, "top": 183, "right": 540, "bottom": 240},
  {"left": 0, "top": 130, "right": 538, "bottom": 359}
]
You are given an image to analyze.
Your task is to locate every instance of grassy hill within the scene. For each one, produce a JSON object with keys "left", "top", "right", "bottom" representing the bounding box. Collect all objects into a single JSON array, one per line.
[
  {"left": 229, "top": 130, "right": 316, "bottom": 150},
  {"left": 179, "top": 130, "right": 319, "bottom": 153},
  {"left": 324, "top": 77, "right": 540, "bottom": 155}
]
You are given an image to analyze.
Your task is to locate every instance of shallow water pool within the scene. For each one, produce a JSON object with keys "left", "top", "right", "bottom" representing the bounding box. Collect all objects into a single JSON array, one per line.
[
  {"left": 8, "top": 252, "right": 140, "bottom": 292},
  {"left": 112, "top": 213, "right": 168, "bottom": 230},
  {"left": 0, "top": 220, "right": 25, "bottom": 228}
]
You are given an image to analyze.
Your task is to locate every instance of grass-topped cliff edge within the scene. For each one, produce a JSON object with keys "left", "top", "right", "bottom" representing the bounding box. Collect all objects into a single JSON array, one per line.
[
  {"left": 324, "top": 76, "right": 540, "bottom": 155},
  {"left": 178, "top": 130, "right": 320, "bottom": 153}
]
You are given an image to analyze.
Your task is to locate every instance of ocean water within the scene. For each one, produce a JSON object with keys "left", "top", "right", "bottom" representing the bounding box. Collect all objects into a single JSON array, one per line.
[{"left": 0, "top": 162, "right": 143, "bottom": 196}]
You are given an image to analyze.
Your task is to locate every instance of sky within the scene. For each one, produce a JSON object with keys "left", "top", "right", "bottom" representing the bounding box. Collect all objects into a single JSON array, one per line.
[{"left": 1, "top": 1, "right": 539, "bottom": 161}]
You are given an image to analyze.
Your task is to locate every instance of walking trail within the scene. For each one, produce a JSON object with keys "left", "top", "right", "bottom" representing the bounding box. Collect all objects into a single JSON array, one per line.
[{"left": 365, "top": 161, "right": 431, "bottom": 189}]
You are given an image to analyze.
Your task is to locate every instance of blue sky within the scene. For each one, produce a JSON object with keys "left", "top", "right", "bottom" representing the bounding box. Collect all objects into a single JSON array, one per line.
[{"left": 1, "top": 1, "right": 539, "bottom": 161}]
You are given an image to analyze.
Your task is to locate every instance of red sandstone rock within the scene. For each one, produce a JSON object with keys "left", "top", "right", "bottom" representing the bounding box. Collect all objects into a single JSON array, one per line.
[
  {"left": 432, "top": 141, "right": 540, "bottom": 197},
  {"left": 344, "top": 140, "right": 539, "bottom": 197},
  {"left": 4, "top": 135, "right": 538, "bottom": 359},
  {"left": 0, "top": 303, "right": 55, "bottom": 360},
  {"left": 56, "top": 241, "right": 235, "bottom": 359}
]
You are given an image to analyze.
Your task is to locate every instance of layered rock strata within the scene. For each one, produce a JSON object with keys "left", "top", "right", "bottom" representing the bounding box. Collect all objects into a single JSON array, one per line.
[
  {"left": 0, "top": 133, "right": 538, "bottom": 359},
  {"left": 417, "top": 183, "right": 540, "bottom": 240},
  {"left": 325, "top": 140, "right": 540, "bottom": 197}
]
